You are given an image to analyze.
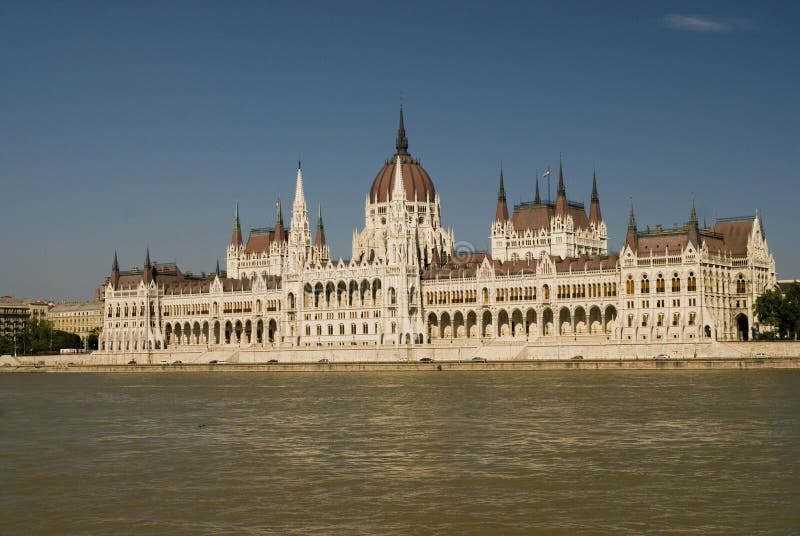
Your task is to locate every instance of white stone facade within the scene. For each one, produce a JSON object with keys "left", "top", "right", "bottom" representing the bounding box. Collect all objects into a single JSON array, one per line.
[{"left": 100, "top": 115, "right": 777, "bottom": 354}]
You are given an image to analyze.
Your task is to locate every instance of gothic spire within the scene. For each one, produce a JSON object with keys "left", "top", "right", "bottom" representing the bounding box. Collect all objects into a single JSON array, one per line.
[
  {"left": 314, "top": 205, "right": 326, "bottom": 248},
  {"left": 231, "top": 201, "right": 243, "bottom": 247},
  {"left": 625, "top": 201, "right": 638, "bottom": 252},
  {"left": 589, "top": 170, "right": 602, "bottom": 224},
  {"left": 215, "top": 258, "right": 221, "bottom": 276},
  {"left": 687, "top": 198, "right": 700, "bottom": 247},
  {"left": 627, "top": 201, "right": 637, "bottom": 231},
  {"left": 495, "top": 165, "right": 509, "bottom": 222},
  {"left": 534, "top": 176, "right": 541, "bottom": 204},
  {"left": 111, "top": 250, "right": 120, "bottom": 288},
  {"left": 143, "top": 247, "right": 153, "bottom": 284},
  {"left": 395, "top": 105, "right": 409, "bottom": 156},
  {"left": 555, "top": 160, "right": 568, "bottom": 216},
  {"left": 274, "top": 198, "right": 285, "bottom": 242},
  {"left": 391, "top": 154, "right": 407, "bottom": 201}
]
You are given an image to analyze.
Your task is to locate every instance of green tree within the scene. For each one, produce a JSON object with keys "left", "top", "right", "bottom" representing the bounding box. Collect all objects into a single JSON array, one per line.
[{"left": 755, "top": 283, "right": 800, "bottom": 339}]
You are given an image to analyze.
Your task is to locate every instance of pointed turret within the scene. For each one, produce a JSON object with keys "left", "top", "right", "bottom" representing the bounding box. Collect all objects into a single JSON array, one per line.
[
  {"left": 315, "top": 205, "right": 327, "bottom": 248},
  {"left": 231, "top": 202, "right": 243, "bottom": 247},
  {"left": 555, "top": 161, "right": 568, "bottom": 216},
  {"left": 391, "top": 155, "right": 407, "bottom": 201},
  {"left": 687, "top": 198, "right": 700, "bottom": 247},
  {"left": 143, "top": 248, "right": 154, "bottom": 284},
  {"left": 293, "top": 161, "right": 306, "bottom": 210},
  {"left": 625, "top": 201, "right": 638, "bottom": 252},
  {"left": 395, "top": 105, "right": 409, "bottom": 157},
  {"left": 589, "top": 170, "right": 602, "bottom": 225},
  {"left": 273, "top": 198, "right": 285, "bottom": 242},
  {"left": 495, "top": 166, "right": 509, "bottom": 222},
  {"left": 111, "top": 251, "right": 120, "bottom": 288},
  {"left": 215, "top": 258, "right": 221, "bottom": 276},
  {"left": 534, "top": 176, "right": 541, "bottom": 204}
]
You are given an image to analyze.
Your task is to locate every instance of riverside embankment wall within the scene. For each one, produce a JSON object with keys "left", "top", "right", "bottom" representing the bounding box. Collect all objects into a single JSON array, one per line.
[{"left": 3, "top": 341, "right": 800, "bottom": 370}]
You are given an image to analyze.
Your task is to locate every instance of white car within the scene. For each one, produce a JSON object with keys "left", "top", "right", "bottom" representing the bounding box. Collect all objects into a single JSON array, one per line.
[{"left": 755, "top": 352, "right": 768, "bottom": 359}]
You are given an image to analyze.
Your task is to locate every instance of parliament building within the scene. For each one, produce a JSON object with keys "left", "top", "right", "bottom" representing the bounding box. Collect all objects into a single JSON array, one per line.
[{"left": 100, "top": 110, "right": 776, "bottom": 354}]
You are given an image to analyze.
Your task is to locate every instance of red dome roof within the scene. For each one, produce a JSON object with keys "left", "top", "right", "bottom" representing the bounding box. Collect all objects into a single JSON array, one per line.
[
  {"left": 369, "top": 107, "right": 436, "bottom": 203},
  {"left": 370, "top": 156, "right": 436, "bottom": 203}
]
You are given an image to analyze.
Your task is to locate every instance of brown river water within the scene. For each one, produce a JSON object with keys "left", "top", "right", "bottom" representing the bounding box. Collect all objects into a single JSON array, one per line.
[{"left": 1, "top": 370, "right": 798, "bottom": 535}]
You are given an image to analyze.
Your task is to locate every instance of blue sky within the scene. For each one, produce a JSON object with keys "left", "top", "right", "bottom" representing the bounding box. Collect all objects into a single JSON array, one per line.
[{"left": 1, "top": 1, "right": 798, "bottom": 301}]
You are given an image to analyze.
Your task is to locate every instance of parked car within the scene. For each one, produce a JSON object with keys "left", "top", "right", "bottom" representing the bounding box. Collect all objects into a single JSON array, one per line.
[
  {"left": 267, "top": 359, "right": 279, "bottom": 364},
  {"left": 208, "top": 360, "right": 218, "bottom": 364},
  {"left": 654, "top": 354, "right": 670, "bottom": 360},
  {"left": 755, "top": 352, "right": 768, "bottom": 359},
  {"left": 318, "top": 358, "right": 330, "bottom": 364},
  {"left": 127, "top": 360, "right": 137, "bottom": 365},
  {"left": 419, "top": 357, "right": 434, "bottom": 363},
  {"left": 172, "top": 360, "right": 183, "bottom": 365},
  {"left": 571, "top": 355, "right": 584, "bottom": 361},
  {"left": 159, "top": 360, "right": 168, "bottom": 365},
  {"left": 471, "top": 357, "right": 487, "bottom": 363},
  {"left": 398, "top": 356, "right": 408, "bottom": 362}
]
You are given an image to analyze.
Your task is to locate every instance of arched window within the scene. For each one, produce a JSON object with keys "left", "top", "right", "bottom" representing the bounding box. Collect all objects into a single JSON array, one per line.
[
  {"left": 626, "top": 276, "right": 635, "bottom": 295},
  {"left": 688, "top": 272, "right": 697, "bottom": 292},
  {"left": 656, "top": 274, "right": 665, "bottom": 293},
  {"left": 640, "top": 274, "right": 650, "bottom": 294},
  {"left": 736, "top": 274, "right": 746, "bottom": 294},
  {"left": 543, "top": 285, "right": 550, "bottom": 300},
  {"left": 671, "top": 273, "right": 681, "bottom": 292}
]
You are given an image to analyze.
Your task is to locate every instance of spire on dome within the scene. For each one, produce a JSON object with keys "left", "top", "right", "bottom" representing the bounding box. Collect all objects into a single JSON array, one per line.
[
  {"left": 557, "top": 160, "right": 566, "bottom": 196},
  {"left": 589, "top": 170, "right": 602, "bottom": 224},
  {"left": 391, "top": 155, "right": 406, "bottom": 201},
  {"left": 395, "top": 105, "right": 409, "bottom": 156},
  {"left": 215, "top": 258, "right": 220, "bottom": 275},
  {"left": 495, "top": 165, "right": 509, "bottom": 222},
  {"left": 231, "top": 201, "right": 243, "bottom": 247},
  {"left": 112, "top": 250, "right": 119, "bottom": 273},
  {"left": 534, "top": 175, "right": 541, "bottom": 204}
]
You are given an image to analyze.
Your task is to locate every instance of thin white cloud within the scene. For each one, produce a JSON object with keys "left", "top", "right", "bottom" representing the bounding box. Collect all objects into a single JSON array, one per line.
[{"left": 663, "top": 14, "right": 734, "bottom": 33}]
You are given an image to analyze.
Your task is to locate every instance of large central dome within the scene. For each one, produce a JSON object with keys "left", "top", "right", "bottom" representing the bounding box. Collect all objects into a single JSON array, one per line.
[{"left": 369, "top": 109, "right": 436, "bottom": 203}]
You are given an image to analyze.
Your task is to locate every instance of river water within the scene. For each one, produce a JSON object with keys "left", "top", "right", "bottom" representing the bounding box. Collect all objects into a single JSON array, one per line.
[{"left": 1, "top": 370, "right": 798, "bottom": 535}]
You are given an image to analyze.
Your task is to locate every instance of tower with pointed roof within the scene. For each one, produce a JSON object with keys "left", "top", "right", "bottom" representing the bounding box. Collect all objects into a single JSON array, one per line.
[
  {"left": 589, "top": 171, "right": 602, "bottom": 226},
  {"left": 495, "top": 166, "right": 509, "bottom": 222},
  {"left": 491, "top": 163, "right": 607, "bottom": 261},
  {"left": 353, "top": 106, "right": 453, "bottom": 267},
  {"left": 625, "top": 202, "right": 638, "bottom": 252},
  {"left": 288, "top": 161, "right": 313, "bottom": 271},
  {"left": 111, "top": 251, "right": 120, "bottom": 289}
]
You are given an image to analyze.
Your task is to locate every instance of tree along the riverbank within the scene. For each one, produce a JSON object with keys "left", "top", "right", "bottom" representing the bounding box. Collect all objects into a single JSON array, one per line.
[
  {"left": 0, "top": 319, "right": 81, "bottom": 355},
  {"left": 755, "top": 282, "right": 800, "bottom": 340}
]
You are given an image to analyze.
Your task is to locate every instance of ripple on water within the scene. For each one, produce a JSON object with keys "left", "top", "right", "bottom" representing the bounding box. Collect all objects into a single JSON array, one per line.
[{"left": 0, "top": 370, "right": 798, "bottom": 535}]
